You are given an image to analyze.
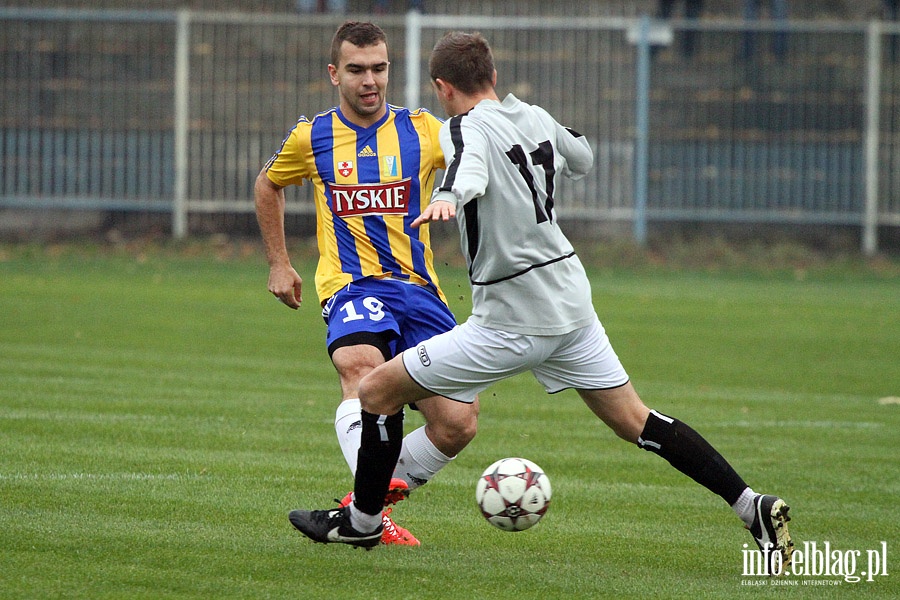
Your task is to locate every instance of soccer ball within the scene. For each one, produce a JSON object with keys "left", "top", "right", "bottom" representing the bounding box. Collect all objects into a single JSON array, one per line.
[{"left": 475, "top": 457, "right": 552, "bottom": 531}]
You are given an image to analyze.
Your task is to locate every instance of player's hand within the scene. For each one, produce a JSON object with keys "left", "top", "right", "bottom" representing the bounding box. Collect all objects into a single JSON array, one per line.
[
  {"left": 411, "top": 200, "right": 455, "bottom": 228},
  {"left": 268, "top": 264, "right": 303, "bottom": 309}
]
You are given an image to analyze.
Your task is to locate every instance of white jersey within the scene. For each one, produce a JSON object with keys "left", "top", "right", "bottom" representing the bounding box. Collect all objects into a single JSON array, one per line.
[{"left": 432, "top": 94, "right": 596, "bottom": 335}]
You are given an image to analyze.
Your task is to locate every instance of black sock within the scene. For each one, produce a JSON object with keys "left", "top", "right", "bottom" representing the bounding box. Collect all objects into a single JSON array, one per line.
[
  {"left": 638, "top": 409, "right": 748, "bottom": 505},
  {"left": 353, "top": 409, "right": 404, "bottom": 516}
]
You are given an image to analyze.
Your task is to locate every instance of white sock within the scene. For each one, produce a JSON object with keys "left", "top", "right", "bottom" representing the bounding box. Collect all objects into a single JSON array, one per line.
[
  {"left": 732, "top": 486, "right": 757, "bottom": 526},
  {"left": 335, "top": 398, "right": 362, "bottom": 476},
  {"left": 349, "top": 501, "right": 382, "bottom": 533},
  {"left": 393, "top": 426, "right": 454, "bottom": 491}
]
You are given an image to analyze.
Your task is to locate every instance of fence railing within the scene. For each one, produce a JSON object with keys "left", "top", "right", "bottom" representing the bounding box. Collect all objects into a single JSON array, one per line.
[{"left": 2, "top": 8, "right": 899, "bottom": 253}]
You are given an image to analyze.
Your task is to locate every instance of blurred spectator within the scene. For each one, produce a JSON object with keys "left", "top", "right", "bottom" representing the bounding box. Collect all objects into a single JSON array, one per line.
[
  {"left": 296, "top": 0, "right": 347, "bottom": 13},
  {"left": 884, "top": 0, "right": 899, "bottom": 62},
  {"left": 656, "top": 0, "right": 704, "bottom": 58},
  {"left": 374, "top": 0, "right": 424, "bottom": 15},
  {"left": 741, "top": 0, "right": 788, "bottom": 62}
]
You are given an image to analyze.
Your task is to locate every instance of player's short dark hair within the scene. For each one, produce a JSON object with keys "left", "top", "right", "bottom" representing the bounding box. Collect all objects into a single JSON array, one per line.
[
  {"left": 330, "top": 21, "right": 388, "bottom": 67},
  {"left": 429, "top": 31, "right": 494, "bottom": 95}
]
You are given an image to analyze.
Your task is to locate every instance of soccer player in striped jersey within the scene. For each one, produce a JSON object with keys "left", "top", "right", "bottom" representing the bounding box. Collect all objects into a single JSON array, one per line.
[
  {"left": 255, "top": 21, "right": 478, "bottom": 546},
  {"left": 290, "top": 31, "right": 794, "bottom": 575}
]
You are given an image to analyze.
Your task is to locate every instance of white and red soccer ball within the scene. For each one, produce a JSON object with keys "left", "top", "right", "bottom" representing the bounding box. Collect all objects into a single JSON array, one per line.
[{"left": 475, "top": 457, "right": 552, "bottom": 531}]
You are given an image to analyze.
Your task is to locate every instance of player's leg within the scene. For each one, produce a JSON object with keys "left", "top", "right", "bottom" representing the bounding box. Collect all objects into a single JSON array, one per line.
[
  {"left": 350, "top": 354, "right": 435, "bottom": 533},
  {"left": 580, "top": 383, "right": 793, "bottom": 573},
  {"left": 332, "top": 339, "right": 477, "bottom": 495},
  {"left": 539, "top": 319, "right": 792, "bottom": 571},
  {"left": 351, "top": 321, "right": 507, "bottom": 534},
  {"left": 287, "top": 365, "right": 434, "bottom": 551},
  {"left": 397, "top": 395, "right": 479, "bottom": 491},
  {"left": 330, "top": 341, "right": 386, "bottom": 475},
  {"left": 334, "top": 340, "right": 481, "bottom": 545},
  {"left": 287, "top": 338, "right": 395, "bottom": 548},
  {"left": 536, "top": 318, "right": 751, "bottom": 504},
  {"left": 317, "top": 283, "right": 424, "bottom": 544},
  {"left": 579, "top": 381, "right": 750, "bottom": 504},
  {"left": 291, "top": 322, "right": 511, "bottom": 546},
  {"left": 387, "top": 282, "right": 479, "bottom": 491}
]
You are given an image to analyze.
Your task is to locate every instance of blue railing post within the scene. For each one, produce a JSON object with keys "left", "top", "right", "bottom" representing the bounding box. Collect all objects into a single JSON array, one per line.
[
  {"left": 405, "top": 9, "right": 422, "bottom": 111},
  {"left": 173, "top": 9, "right": 190, "bottom": 239},
  {"left": 863, "top": 19, "right": 882, "bottom": 256},
  {"left": 633, "top": 15, "right": 651, "bottom": 247}
]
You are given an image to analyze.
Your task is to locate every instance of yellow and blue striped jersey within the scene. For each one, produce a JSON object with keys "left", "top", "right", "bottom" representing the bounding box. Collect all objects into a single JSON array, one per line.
[{"left": 265, "top": 105, "right": 447, "bottom": 305}]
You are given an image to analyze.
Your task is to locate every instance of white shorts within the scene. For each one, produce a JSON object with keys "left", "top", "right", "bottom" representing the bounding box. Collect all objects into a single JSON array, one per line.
[{"left": 401, "top": 317, "right": 630, "bottom": 404}]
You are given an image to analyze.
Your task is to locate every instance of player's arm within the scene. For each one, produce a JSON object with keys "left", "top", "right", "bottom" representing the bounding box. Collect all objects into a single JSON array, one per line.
[
  {"left": 254, "top": 170, "right": 303, "bottom": 308},
  {"left": 413, "top": 120, "right": 488, "bottom": 227},
  {"left": 554, "top": 122, "right": 593, "bottom": 180},
  {"left": 427, "top": 116, "right": 490, "bottom": 208},
  {"left": 532, "top": 105, "right": 593, "bottom": 180}
]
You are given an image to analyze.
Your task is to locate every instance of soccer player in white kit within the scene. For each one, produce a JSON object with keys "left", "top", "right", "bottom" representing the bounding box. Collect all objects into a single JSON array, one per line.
[{"left": 290, "top": 31, "right": 794, "bottom": 575}]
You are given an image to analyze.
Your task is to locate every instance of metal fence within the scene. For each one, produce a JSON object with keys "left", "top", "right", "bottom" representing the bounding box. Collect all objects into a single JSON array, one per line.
[{"left": 2, "top": 8, "right": 900, "bottom": 253}]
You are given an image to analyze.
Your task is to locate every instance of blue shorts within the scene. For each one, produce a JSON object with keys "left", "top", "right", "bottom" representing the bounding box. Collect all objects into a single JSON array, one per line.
[{"left": 322, "top": 278, "right": 457, "bottom": 360}]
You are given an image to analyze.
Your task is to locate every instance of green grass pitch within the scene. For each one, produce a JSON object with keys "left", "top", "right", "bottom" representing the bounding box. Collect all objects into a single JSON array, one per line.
[{"left": 1, "top": 246, "right": 898, "bottom": 598}]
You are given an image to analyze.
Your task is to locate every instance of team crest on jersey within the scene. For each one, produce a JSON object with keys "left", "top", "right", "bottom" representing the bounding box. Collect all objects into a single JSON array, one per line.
[
  {"left": 337, "top": 161, "right": 354, "bottom": 177},
  {"left": 357, "top": 145, "right": 377, "bottom": 158},
  {"left": 330, "top": 178, "right": 412, "bottom": 217},
  {"left": 382, "top": 155, "right": 398, "bottom": 177}
]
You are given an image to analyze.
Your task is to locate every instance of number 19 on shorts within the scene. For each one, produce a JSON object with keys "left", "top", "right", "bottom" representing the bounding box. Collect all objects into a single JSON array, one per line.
[{"left": 339, "top": 297, "right": 385, "bottom": 323}]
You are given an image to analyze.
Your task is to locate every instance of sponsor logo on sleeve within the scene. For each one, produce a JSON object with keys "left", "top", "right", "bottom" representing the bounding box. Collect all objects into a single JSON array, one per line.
[{"left": 417, "top": 344, "right": 431, "bottom": 367}]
